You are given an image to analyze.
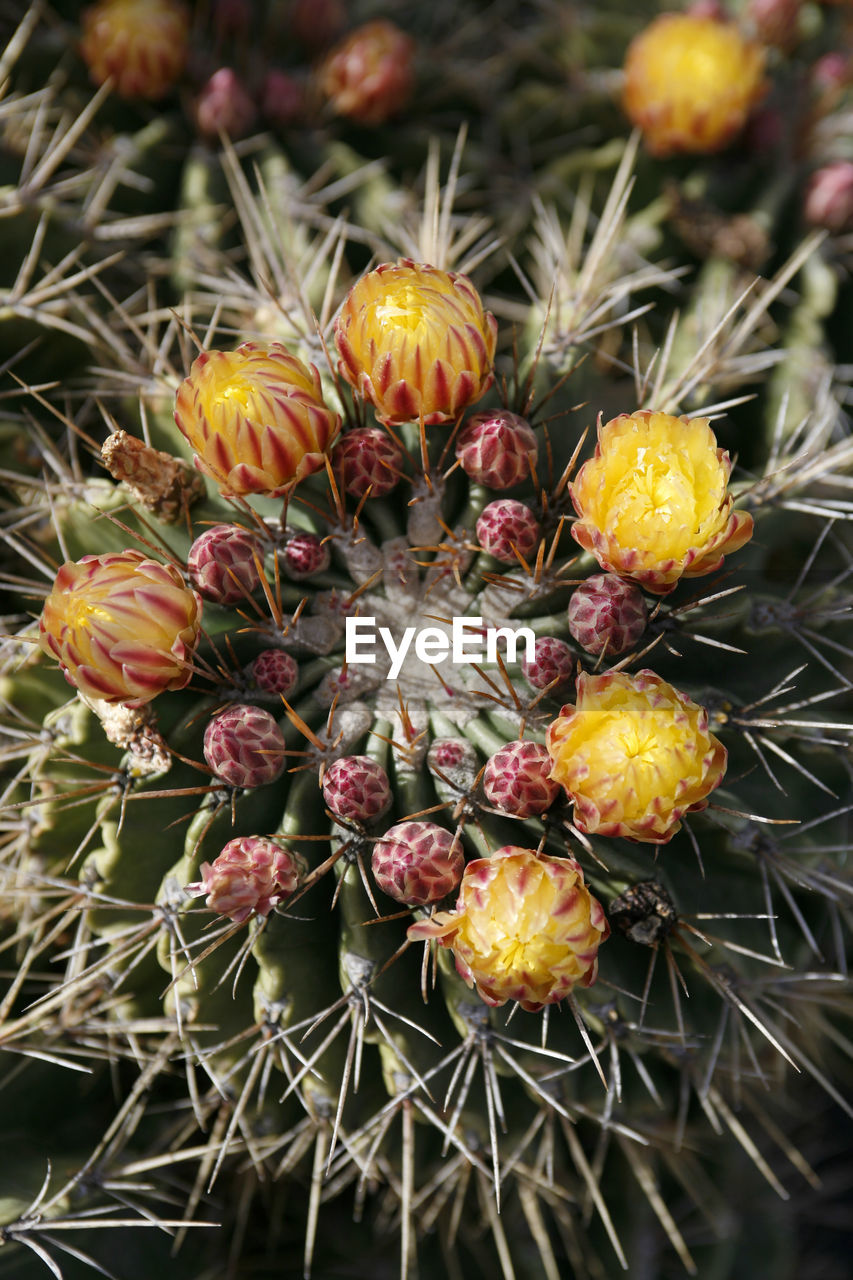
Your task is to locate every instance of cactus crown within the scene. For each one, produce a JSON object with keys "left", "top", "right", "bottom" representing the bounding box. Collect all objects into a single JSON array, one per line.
[{"left": 1, "top": 2, "right": 853, "bottom": 1278}]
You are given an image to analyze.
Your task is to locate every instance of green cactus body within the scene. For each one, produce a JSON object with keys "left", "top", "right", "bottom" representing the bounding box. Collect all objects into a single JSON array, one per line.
[{"left": 2, "top": 3, "right": 853, "bottom": 1278}]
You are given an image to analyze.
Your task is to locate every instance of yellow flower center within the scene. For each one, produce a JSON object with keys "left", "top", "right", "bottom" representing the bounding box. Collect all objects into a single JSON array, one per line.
[
  {"left": 617, "top": 722, "right": 659, "bottom": 764},
  {"left": 656, "top": 35, "right": 737, "bottom": 96},
  {"left": 569, "top": 708, "right": 677, "bottom": 817},
  {"left": 373, "top": 287, "right": 435, "bottom": 333},
  {"left": 65, "top": 596, "right": 106, "bottom": 631},
  {"left": 500, "top": 934, "right": 536, "bottom": 973},
  {"left": 214, "top": 377, "right": 255, "bottom": 412}
]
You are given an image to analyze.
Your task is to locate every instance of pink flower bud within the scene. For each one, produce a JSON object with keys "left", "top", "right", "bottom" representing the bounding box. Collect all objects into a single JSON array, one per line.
[
  {"left": 190, "top": 836, "right": 301, "bottom": 922},
  {"left": 455, "top": 411, "right": 538, "bottom": 489},
  {"left": 483, "top": 741, "right": 560, "bottom": 817},
  {"left": 323, "top": 755, "right": 392, "bottom": 824},
  {"left": 372, "top": 821, "right": 464, "bottom": 906},
  {"left": 283, "top": 532, "right": 330, "bottom": 579},
  {"left": 476, "top": 499, "right": 540, "bottom": 563},
  {"left": 804, "top": 162, "right": 853, "bottom": 233},
  {"left": 332, "top": 427, "right": 403, "bottom": 498},
  {"left": 194, "top": 68, "right": 257, "bottom": 139},
  {"left": 203, "top": 704, "right": 286, "bottom": 788},
  {"left": 427, "top": 738, "right": 480, "bottom": 786},
  {"left": 250, "top": 649, "right": 298, "bottom": 697},
  {"left": 187, "top": 524, "right": 261, "bottom": 605},
  {"left": 811, "top": 53, "right": 851, "bottom": 106},
  {"left": 521, "top": 637, "right": 574, "bottom": 690},
  {"left": 567, "top": 573, "right": 648, "bottom": 657}
]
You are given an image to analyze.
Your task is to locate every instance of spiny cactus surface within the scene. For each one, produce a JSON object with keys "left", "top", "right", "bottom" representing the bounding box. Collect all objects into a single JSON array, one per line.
[{"left": 1, "top": 2, "right": 853, "bottom": 1279}]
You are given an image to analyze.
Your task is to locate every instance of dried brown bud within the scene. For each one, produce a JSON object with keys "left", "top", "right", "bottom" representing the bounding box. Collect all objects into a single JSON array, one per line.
[
  {"left": 91, "top": 700, "right": 172, "bottom": 776},
  {"left": 101, "top": 431, "right": 206, "bottom": 522}
]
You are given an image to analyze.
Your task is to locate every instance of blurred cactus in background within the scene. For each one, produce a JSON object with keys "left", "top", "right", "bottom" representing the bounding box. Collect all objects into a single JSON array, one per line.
[{"left": 1, "top": 1, "right": 853, "bottom": 1278}]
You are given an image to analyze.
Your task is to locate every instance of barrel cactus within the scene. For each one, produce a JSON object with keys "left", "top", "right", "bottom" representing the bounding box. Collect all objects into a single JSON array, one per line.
[{"left": 2, "top": 1, "right": 853, "bottom": 1278}]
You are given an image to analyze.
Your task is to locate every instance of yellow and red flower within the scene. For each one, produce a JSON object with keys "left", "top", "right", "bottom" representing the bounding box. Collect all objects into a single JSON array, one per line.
[
  {"left": 546, "top": 670, "right": 727, "bottom": 844},
  {"left": 408, "top": 847, "right": 608, "bottom": 1012},
  {"left": 174, "top": 341, "right": 340, "bottom": 498},
  {"left": 623, "top": 13, "right": 766, "bottom": 156},
  {"left": 319, "top": 20, "right": 414, "bottom": 125},
  {"left": 334, "top": 260, "right": 497, "bottom": 425},
  {"left": 39, "top": 551, "right": 201, "bottom": 705},
  {"left": 570, "top": 410, "right": 753, "bottom": 594},
  {"left": 80, "top": 0, "right": 189, "bottom": 100}
]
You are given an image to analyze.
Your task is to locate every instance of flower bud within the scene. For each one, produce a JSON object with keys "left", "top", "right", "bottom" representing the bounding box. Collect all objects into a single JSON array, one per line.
[
  {"left": 39, "top": 551, "right": 201, "bottom": 705},
  {"left": 372, "top": 821, "right": 464, "bottom": 906},
  {"left": 194, "top": 68, "right": 257, "bottom": 139},
  {"left": 283, "top": 532, "right": 330, "bottom": 579},
  {"left": 323, "top": 755, "right": 392, "bottom": 824},
  {"left": 332, "top": 427, "right": 403, "bottom": 498},
  {"left": 483, "top": 741, "right": 560, "bottom": 817},
  {"left": 567, "top": 574, "right": 648, "bottom": 657},
  {"left": 319, "top": 21, "right": 414, "bottom": 125},
  {"left": 187, "top": 525, "right": 261, "bottom": 605},
  {"left": 174, "top": 341, "right": 340, "bottom": 498},
  {"left": 521, "top": 637, "right": 574, "bottom": 690},
  {"left": 189, "top": 836, "right": 301, "bottom": 922},
  {"left": 408, "top": 847, "right": 609, "bottom": 1011},
  {"left": 250, "top": 649, "right": 298, "bottom": 697},
  {"left": 203, "top": 704, "right": 286, "bottom": 788},
  {"left": 427, "top": 738, "right": 480, "bottom": 787},
  {"left": 810, "top": 53, "right": 851, "bottom": 110},
  {"left": 804, "top": 162, "right": 853, "bottom": 233},
  {"left": 455, "top": 411, "right": 538, "bottom": 489},
  {"left": 334, "top": 260, "right": 497, "bottom": 426},
  {"left": 546, "top": 670, "right": 727, "bottom": 843},
  {"left": 476, "top": 499, "right": 540, "bottom": 564},
  {"left": 80, "top": 0, "right": 189, "bottom": 99}
]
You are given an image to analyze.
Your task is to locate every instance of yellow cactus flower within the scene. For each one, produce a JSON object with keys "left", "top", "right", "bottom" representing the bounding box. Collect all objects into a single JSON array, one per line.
[
  {"left": 334, "top": 259, "right": 497, "bottom": 425},
  {"left": 39, "top": 551, "right": 202, "bottom": 705},
  {"left": 547, "top": 670, "right": 727, "bottom": 844},
  {"left": 570, "top": 410, "right": 753, "bottom": 594},
  {"left": 623, "top": 14, "right": 766, "bottom": 156},
  {"left": 174, "top": 342, "right": 341, "bottom": 498},
  {"left": 407, "top": 847, "right": 609, "bottom": 1012},
  {"left": 80, "top": 0, "right": 190, "bottom": 100}
]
